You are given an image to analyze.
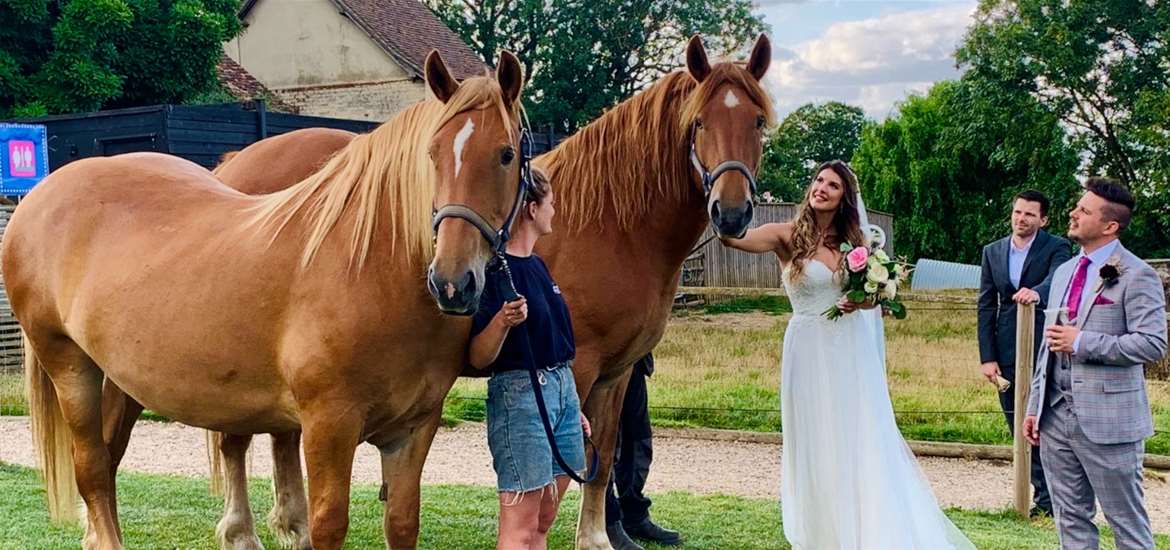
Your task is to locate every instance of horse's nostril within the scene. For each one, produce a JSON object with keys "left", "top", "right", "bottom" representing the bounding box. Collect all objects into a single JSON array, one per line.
[
  {"left": 461, "top": 270, "right": 477, "bottom": 298},
  {"left": 710, "top": 200, "right": 722, "bottom": 221}
]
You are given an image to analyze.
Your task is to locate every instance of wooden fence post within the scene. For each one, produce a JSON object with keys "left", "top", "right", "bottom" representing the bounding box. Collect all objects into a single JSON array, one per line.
[{"left": 1014, "top": 302, "right": 1036, "bottom": 517}]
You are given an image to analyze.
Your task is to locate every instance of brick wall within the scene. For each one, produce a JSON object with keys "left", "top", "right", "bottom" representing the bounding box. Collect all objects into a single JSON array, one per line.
[{"left": 274, "top": 79, "right": 426, "bottom": 122}]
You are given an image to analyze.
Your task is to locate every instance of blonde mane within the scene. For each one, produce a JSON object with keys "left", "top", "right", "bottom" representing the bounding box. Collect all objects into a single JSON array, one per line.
[
  {"left": 247, "top": 76, "right": 517, "bottom": 269},
  {"left": 541, "top": 62, "right": 774, "bottom": 233}
]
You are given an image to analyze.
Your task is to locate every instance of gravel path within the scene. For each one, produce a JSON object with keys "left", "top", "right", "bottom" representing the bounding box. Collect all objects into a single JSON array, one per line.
[{"left": 3, "top": 417, "right": 1169, "bottom": 532}]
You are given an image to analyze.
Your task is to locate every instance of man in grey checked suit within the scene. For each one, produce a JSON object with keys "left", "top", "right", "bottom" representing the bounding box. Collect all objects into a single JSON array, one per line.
[
  {"left": 1024, "top": 178, "right": 1168, "bottom": 549},
  {"left": 979, "top": 189, "right": 1072, "bottom": 516}
]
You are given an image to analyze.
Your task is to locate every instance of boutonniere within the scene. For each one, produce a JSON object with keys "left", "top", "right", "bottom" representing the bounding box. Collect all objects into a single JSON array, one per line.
[{"left": 1094, "top": 256, "right": 1124, "bottom": 293}]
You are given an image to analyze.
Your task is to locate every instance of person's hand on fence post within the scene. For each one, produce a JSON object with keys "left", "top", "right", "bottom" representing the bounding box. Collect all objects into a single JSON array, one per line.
[{"left": 1012, "top": 288, "right": 1040, "bottom": 304}]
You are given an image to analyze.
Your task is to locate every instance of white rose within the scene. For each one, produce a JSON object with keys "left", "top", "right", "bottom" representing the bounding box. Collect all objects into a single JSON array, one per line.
[
  {"left": 882, "top": 281, "right": 897, "bottom": 300},
  {"left": 875, "top": 249, "right": 890, "bottom": 262},
  {"left": 866, "top": 263, "right": 890, "bottom": 284},
  {"left": 865, "top": 281, "right": 879, "bottom": 294},
  {"left": 894, "top": 264, "right": 910, "bottom": 281}
]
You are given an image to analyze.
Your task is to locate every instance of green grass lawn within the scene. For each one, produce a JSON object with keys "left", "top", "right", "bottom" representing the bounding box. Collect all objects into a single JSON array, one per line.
[
  {"left": 5, "top": 296, "right": 1170, "bottom": 455},
  {"left": 440, "top": 298, "right": 1170, "bottom": 455},
  {"left": 2, "top": 462, "right": 1163, "bottom": 549}
]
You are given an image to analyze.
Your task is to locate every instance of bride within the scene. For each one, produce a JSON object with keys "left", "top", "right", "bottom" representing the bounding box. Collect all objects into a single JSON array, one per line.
[{"left": 722, "top": 160, "right": 974, "bottom": 550}]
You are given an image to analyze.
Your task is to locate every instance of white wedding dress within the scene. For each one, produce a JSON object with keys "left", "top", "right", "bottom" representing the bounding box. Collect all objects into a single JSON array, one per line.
[{"left": 780, "top": 259, "right": 975, "bottom": 550}]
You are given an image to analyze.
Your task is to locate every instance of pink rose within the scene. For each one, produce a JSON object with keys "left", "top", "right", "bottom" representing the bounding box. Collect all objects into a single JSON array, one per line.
[{"left": 846, "top": 247, "right": 869, "bottom": 272}]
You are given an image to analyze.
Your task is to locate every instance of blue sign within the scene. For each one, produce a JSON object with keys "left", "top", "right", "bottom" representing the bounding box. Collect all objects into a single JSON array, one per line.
[{"left": 0, "top": 124, "right": 49, "bottom": 196}]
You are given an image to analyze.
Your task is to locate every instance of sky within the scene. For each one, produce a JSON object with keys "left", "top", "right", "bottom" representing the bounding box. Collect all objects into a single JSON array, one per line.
[{"left": 754, "top": 0, "right": 978, "bottom": 119}]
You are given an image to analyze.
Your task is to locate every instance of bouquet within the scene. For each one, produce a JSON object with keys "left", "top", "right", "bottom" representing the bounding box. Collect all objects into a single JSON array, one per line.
[{"left": 822, "top": 242, "right": 910, "bottom": 320}]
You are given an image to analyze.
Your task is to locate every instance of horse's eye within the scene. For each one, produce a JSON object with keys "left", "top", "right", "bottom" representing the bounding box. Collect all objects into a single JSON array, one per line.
[
  {"left": 501, "top": 147, "right": 515, "bottom": 166},
  {"left": 695, "top": 119, "right": 704, "bottom": 130},
  {"left": 756, "top": 115, "right": 765, "bottom": 129}
]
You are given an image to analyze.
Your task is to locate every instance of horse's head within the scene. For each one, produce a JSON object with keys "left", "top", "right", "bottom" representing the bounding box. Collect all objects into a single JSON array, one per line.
[
  {"left": 681, "top": 34, "right": 773, "bottom": 239},
  {"left": 425, "top": 50, "right": 526, "bottom": 315}
]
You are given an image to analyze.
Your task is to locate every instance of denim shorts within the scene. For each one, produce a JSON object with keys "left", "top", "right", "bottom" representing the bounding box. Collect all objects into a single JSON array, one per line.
[{"left": 486, "top": 363, "right": 586, "bottom": 493}]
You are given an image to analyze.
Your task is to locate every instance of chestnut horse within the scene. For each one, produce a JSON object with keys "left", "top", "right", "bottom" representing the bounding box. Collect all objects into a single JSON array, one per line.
[
  {"left": 539, "top": 34, "right": 773, "bottom": 548},
  {"left": 4, "top": 51, "right": 528, "bottom": 550},
  {"left": 161, "top": 34, "right": 775, "bottom": 549}
]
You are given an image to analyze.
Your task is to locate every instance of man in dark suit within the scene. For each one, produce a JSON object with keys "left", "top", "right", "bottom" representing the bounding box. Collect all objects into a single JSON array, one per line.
[
  {"left": 979, "top": 189, "right": 1072, "bottom": 517},
  {"left": 605, "top": 354, "right": 682, "bottom": 549}
]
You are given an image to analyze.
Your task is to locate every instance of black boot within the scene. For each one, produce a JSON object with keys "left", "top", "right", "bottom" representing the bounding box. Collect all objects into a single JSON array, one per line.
[
  {"left": 624, "top": 517, "right": 683, "bottom": 546},
  {"left": 607, "top": 522, "right": 646, "bottom": 550}
]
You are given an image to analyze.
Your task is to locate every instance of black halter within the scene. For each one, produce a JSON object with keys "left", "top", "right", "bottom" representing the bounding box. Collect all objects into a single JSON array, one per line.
[{"left": 688, "top": 122, "right": 759, "bottom": 201}]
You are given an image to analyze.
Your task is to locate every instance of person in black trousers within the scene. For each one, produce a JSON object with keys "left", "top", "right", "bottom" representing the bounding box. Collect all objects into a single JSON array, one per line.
[
  {"left": 978, "top": 189, "right": 1072, "bottom": 517},
  {"left": 606, "top": 353, "right": 682, "bottom": 549}
]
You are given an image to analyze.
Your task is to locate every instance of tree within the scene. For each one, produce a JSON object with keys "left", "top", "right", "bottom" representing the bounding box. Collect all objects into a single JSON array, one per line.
[
  {"left": 0, "top": 0, "right": 241, "bottom": 118},
  {"left": 758, "top": 102, "right": 868, "bottom": 202},
  {"left": 851, "top": 79, "right": 1081, "bottom": 264},
  {"left": 957, "top": 0, "right": 1170, "bottom": 257},
  {"left": 424, "top": 0, "right": 767, "bottom": 131}
]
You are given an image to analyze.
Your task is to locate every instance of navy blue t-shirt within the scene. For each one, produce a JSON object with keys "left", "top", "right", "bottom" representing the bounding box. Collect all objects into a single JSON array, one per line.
[{"left": 471, "top": 254, "right": 576, "bottom": 373}]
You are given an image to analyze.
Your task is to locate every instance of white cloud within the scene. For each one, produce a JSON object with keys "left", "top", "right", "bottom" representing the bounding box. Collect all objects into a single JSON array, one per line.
[
  {"left": 856, "top": 81, "right": 935, "bottom": 118},
  {"left": 763, "top": 3, "right": 975, "bottom": 119}
]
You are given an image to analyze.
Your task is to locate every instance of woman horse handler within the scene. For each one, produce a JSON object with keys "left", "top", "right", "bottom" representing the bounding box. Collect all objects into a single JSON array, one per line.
[{"left": 469, "top": 167, "right": 590, "bottom": 550}]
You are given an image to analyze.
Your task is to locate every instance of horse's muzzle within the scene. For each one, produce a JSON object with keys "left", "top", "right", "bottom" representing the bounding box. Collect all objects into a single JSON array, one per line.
[
  {"left": 710, "top": 199, "right": 753, "bottom": 239},
  {"left": 426, "top": 265, "right": 482, "bottom": 316}
]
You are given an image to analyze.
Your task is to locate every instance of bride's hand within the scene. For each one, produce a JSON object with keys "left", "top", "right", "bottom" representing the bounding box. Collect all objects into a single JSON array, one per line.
[
  {"left": 833, "top": 296, "right": 879, "bottom": 313},
  {"left": 836, "top": 296, "right": 860, "bottom": 313},
  {"left": 837, "top": 296, "right": 877, "bottom": 313}
]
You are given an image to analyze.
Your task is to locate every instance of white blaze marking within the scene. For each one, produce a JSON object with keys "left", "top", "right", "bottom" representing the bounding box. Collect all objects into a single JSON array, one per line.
[
  {"left": 723, "top": 90, "right": 741, "bottom": 108},
  {"left": 453, "top": 117, "right": 475, "bottom": 177}
]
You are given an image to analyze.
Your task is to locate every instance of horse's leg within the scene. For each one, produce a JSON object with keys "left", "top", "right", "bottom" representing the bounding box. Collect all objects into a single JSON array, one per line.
[
  {"left": 100, "top": 379, "right": 144, "bottom": 543},
  {"left": 30, "top": 337, "right": 122, "bottom": 549},
  {"left": 380, "top": 408, "right": 443, "bottom": 549},
  {"left": 575, "top": 369, "right": 632, "bottom": 550},
  {"left": 267, "top": 431, "right": 311, "bottom": 550},
  {"left": 302, "top": 411, "right": 363, "bottom": 550},
  {"left": 215, "top": 433, "right": 264, "bottom": 550}
]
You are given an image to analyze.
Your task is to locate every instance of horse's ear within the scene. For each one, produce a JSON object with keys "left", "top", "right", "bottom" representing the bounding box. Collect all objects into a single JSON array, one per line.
[
  {"left": 425, "top": 50, "right": 459, "bottom": 103},
  {"left": 496, "top": 50, "right": 524, "bottom": 106},
  {"left": 686, "top": 34, "right": 711, "bottom": 83},
  {"left": 746, "top": 33, "right": 771, "bottom": 81}
]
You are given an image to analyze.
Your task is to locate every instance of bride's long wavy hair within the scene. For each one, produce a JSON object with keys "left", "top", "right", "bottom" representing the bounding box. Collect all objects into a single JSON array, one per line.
[{"left": 787, "top": 160, "right": 865, "bottom": 282}]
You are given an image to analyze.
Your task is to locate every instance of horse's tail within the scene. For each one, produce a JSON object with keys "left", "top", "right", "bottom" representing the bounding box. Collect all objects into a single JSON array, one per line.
[
  {"left": 24, "top": 332, "right": 80, "bottom": 523},
  {"left": 212, "top": 151, "right": 240, "bottom": 175},
  {"left": 207, "top": 430, "right": 225, "bottom": 495}
]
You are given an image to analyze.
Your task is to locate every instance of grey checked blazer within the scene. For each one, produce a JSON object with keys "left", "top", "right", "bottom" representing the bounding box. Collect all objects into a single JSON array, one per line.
[{"left": 1026, "top": 242, "right": 1168, "bottom": 445}]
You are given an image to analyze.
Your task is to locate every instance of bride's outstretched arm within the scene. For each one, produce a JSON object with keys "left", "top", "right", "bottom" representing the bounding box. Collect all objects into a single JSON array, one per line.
[{"left": 720, "top": 222, "right": 793, "bottom": 256}]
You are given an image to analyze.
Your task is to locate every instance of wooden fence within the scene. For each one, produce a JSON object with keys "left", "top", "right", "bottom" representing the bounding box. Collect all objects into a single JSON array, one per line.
[
  {"left": 0, "top": 205, "right": 20, "bottom": 371},
  {"left": 694, "top": 203, "right": 894, "bottom": 288}
]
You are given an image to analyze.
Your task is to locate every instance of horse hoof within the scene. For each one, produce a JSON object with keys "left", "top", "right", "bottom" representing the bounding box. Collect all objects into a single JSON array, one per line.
[
  {"left": 217, "top": 520, "right": 264, "bottom": 550},
  {"left": 576, "top": 533, "right": 616, "bottom": 550},
  {"left": 221, "top": 536, "right": 264, "bottom": 550},
  {"left": 267, "top": 512, "right": 310, "bottom": 550}
]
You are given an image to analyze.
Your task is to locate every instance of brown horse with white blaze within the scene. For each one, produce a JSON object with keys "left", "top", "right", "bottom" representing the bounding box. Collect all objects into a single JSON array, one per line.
[
  {"left": 538, "top": 34, "right": 773, "bottom": 548},
  {"left": 4, "top": 50, "right": 528, "bottom": 550},
  {"left": 157, "top": 34, "right": 775, "bottom": 550}
]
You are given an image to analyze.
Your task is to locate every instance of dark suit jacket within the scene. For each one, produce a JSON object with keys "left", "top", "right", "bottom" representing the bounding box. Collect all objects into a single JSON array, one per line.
[{"left": 978, "top": 230, "right": 1073, "bottom": 368}]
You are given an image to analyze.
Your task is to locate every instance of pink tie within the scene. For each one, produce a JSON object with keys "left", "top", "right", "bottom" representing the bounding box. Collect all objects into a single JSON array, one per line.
[{"left": 1066, "top": 256, "right": 1092, "bottom": 323}]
